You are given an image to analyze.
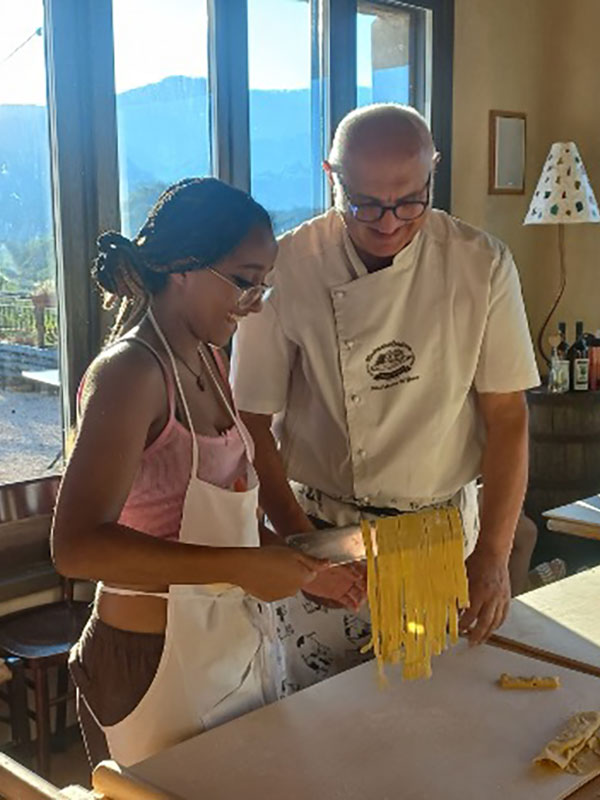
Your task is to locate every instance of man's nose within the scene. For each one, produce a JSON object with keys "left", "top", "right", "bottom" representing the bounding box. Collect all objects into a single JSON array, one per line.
[{"left": 372, "top": 208, "right": 403, "bottom": 235}]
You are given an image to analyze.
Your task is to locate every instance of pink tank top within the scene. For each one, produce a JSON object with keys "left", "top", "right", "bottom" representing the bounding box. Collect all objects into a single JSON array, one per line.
[{"left": 82, "top": 338, "right": 254, "bottom": 541}]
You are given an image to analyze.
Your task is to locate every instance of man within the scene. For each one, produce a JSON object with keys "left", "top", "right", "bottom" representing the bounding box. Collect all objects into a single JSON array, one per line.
[{"left": 232, "top": 104, "right": 540, "bottom": 690}]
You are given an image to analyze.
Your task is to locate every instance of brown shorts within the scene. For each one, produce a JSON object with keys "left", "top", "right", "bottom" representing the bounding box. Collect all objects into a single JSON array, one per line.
[{"left": 69, "top": 613, "right": 164, "bottom": 767}]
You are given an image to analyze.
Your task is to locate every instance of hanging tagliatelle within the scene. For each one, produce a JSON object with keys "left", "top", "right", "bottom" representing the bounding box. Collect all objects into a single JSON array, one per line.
[{"left": 360, "top": 506, "right": 469, "bottom": 681}]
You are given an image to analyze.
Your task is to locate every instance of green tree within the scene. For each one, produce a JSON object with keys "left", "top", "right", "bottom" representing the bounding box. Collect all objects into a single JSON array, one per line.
[{"left": 2, "top": 236, "right": 56, "bottom": 293}]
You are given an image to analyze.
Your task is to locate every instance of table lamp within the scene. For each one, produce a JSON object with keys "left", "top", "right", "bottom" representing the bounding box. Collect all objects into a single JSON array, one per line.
[{"left": 523, "top": 141, "right": 600, "bottom": 365}]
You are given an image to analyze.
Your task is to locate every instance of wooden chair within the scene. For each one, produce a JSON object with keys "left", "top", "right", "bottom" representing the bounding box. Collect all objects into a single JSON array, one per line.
[
  {"left": 0, "top": 581, "right": 90, "bottom": 777},
  {"left": 0, "top": 476, "right": 90, "bottom": 778},
  {"left": 0, "top": 656, "right": 31, "bottom": 751}
]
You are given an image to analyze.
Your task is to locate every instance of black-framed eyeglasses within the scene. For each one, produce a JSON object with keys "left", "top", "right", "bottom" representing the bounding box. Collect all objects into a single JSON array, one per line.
[
  {"left": 207, "top": 267, "right": 271, "bottom": 311},
  {"left": 335, "top": 173, "right": 432, "bottom": 223}
]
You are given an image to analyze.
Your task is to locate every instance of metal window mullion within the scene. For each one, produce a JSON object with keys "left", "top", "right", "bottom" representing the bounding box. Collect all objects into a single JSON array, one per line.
[
  {"left": 327, "top": 0, "right": 357, "bottom": 147},
  {"left": 311, "top": 0, "right": 326, "bottom": 212},
  {"left": 208, "top": 0, "right": 250, "bottom": 191},
  {"left": 428, "top": 0, "right": 453, "bottom": 212},
  {"left": 408, "top": 7, "right": 426, "bottom": 113},
  {"left": 44, "top": 0, "right": 120, "bottom": 436}
]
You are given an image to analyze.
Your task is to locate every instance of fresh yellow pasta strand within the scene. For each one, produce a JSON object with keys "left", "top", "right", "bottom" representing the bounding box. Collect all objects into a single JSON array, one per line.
[
  {"left": 361, "top": 520, "right": 387, "bottom": 682},
  {"left": 448, "top": 507, "right": 469, "bottom": 609},
  {"left": 362, "top": 506, "right": 469, "bottom": 682},
  {"left": 380, "top": 518, "right": 400, "bottom": 662}
]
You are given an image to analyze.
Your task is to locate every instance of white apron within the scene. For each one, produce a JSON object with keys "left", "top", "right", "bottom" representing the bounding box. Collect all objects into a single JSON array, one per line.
[{"left": 95, "top": 311, "right": 279, "bottom": 767}]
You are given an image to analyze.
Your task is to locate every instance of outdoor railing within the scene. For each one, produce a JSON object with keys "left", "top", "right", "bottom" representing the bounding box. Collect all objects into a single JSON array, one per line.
[{"left": 0, "top": 293, "right": 58, "bottom": 348}]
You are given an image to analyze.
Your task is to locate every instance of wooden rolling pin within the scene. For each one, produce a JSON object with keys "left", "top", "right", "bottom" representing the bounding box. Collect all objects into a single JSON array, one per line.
[{"left": 92, "top": 761, "right": 183, "bottom": 800}]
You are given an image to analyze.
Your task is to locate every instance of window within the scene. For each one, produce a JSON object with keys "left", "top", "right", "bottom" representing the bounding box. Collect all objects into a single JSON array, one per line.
[
  {"left": 357, "top": 1, "right": 431, "bottom": 119},
  {"left": 247, "top": 0, "right": 322, "bottom": 234},
  {"left": 0, "top": 1, "right": 62, "bottom": 485},
  {"left": 112, "top": 0, "right": 212, "bottom": 237}
]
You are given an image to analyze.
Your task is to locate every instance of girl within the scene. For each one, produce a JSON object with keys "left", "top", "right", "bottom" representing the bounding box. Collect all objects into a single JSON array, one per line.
[{"left": 52, "top": 178, "right": 327, "bottom": 767}]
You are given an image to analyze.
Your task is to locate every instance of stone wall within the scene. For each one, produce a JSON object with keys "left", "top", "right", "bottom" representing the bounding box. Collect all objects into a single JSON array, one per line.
[{"left": 0, "top": 344, "right": 58, "bottom": 388}]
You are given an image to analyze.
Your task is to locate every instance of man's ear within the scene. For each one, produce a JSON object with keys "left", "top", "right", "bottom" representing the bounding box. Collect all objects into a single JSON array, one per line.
[{"left": 323, "top": 160, "right": 335, "bottom": 187}]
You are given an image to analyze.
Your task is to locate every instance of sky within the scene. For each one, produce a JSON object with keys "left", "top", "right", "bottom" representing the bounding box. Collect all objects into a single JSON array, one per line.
[{"left": 0, "top": 0, "right": 380, "bottom": 106}]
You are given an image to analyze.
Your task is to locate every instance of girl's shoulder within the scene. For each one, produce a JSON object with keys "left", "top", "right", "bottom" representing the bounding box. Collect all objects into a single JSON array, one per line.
[{"left": 80, "top": 337, "right": 167, "bottom": 414}]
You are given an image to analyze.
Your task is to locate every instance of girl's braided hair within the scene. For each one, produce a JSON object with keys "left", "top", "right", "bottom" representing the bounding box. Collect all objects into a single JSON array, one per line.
[{"left": 93, "top": 177, "right": 272, "bottom": 341}]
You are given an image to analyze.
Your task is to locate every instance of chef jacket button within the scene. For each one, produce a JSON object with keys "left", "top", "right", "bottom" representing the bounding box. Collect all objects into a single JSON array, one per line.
[
  {"left": 334, "top": 290, "right": 346, "bottom": 299},
  {"left": 362, "top": 496, "right": 371, "bottom": 505},
  {"left": 357, "top": 448, "right": 367, "bottom": 459},
  {"left": 344, "top": 340, "right": 354, "bottom": 349},
  {"left": 351, "top": 394, "right": 361, "bottom": 404}
]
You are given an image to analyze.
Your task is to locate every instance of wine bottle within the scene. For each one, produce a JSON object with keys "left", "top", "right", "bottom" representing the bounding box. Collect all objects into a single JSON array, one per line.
[
  {"left": 570, "top": 320, "right": 589, "bottom": 391},
  {"left": 554, "top": 322, "right": 570, "bottom": 391},
  {"left": 589, "top": 330, "right": 600, "bottom": 391}
]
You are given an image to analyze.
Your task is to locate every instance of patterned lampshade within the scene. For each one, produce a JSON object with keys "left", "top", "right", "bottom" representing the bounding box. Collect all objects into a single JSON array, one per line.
[{"left": 524, "top": 142, "right": 600, "bottom": 225}]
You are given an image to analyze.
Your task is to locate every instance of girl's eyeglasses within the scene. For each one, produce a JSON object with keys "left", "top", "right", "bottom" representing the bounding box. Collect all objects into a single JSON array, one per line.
[{"left": 206, "top": 267, "right": 271, "bottom": 311}]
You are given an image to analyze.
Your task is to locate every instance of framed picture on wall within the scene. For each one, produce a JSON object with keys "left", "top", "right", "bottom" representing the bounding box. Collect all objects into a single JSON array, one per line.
[{"left": 488, "top": 110, "right": 526, "bottom": 194}]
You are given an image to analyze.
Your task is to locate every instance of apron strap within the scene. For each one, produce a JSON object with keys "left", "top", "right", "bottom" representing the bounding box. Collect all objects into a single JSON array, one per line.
[
  {"left": 147, "top": 308, "right": 200, "bottom": 478},
  {"left": 97, "top": 581, "right": 170, "bottom": 600}
]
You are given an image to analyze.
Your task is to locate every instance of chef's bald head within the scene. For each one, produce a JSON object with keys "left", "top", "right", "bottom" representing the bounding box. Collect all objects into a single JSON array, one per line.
[{"left": 328, "top": 104, "right": 436, "bottom": 172}]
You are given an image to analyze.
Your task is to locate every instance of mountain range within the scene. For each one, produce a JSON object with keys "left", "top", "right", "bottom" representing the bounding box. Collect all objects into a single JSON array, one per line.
[{"left": 0, "top": 73, "right": 401, "bottom": 287}]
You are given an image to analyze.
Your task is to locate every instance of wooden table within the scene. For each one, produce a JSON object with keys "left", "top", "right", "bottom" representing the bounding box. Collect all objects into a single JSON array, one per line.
[
  {"left": 544, "top": 495, "right": 600, "bottom": 541},
  {"left": 490, "top": 566, "right": 600, "bottom": 676},
  {"left": 127, "top": 642, "right": 600, "bottom": 800}
]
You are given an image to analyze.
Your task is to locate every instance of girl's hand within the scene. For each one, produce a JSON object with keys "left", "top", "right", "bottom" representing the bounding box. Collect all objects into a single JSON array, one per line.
[
  {"left": 302, "top": 564, "right": 367, "bottom": 612},
  {"left": 234, "top": 546, "right": 330, "bottom": 602}
]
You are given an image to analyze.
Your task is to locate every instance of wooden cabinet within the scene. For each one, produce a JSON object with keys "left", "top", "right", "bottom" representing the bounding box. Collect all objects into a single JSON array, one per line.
[{"left": 526, "top": 387, "right": 600, "bottom": 567}]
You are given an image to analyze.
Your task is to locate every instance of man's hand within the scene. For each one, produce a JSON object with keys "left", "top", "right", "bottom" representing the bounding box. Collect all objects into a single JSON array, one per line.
[
  {"left": 467, "top": 390, "right": 526, "bottom": 643},
  {"left": 303, "top": 563, "right": 367, "bottom": 613},
  {"left": 459, "top": 548, "right": 510, "bottom": 644}
]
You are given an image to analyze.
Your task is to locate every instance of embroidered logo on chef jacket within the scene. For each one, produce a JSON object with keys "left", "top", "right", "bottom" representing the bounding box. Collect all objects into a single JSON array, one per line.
[{"left": 365, "top": 340, "right": 420, "bottom": 390}]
